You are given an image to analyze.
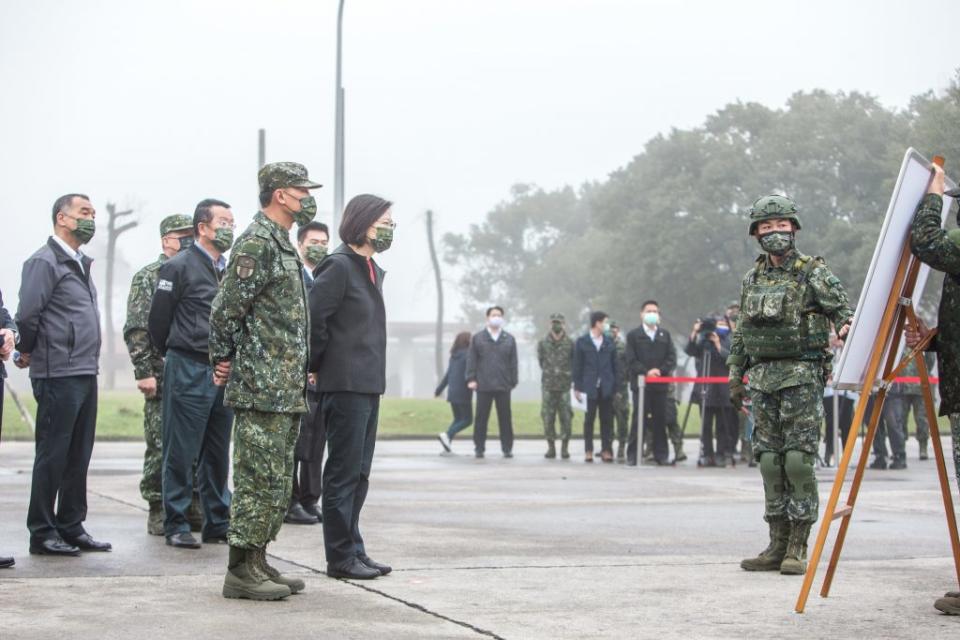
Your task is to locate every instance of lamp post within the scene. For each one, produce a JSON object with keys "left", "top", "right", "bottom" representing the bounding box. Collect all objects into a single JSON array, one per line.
[{"left": 333, "top": 0, "right": 346, "bottom": 232}]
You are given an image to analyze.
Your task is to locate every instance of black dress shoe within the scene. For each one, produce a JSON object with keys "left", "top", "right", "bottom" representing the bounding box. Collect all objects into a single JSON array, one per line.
[
  {"left": 284, "top": 502, "right": 319, "bottom": 525},
  {"left": 29, "top": 537, "right": 80, "bottom": 556},
  {"left": 166, "top": 532, "right": 201, "bottom": 549},
  {"left": 302, "top": 503, "right": 323, "bottom": 523},
  {"left": 63, "top": 533, "right": 112, "bottom": 552},
  {"left": 327, "top": 557, "right": 381, "bottom": 580},
  {"left": 0, "top": 556, "right": 15, "bottom": 568},
  {"left": 358, "top": 553, "right": 392, "bottom": 576}
]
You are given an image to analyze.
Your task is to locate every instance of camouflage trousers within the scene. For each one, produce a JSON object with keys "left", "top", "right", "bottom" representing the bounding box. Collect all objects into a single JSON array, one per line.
[
  {"left": 140, "top": 395, "right": 163, "bottom": 503},
  {"left": 751, "top": 382, "right": 822, "bottom": 523},
  {"left": 614, "top": 387, "right": 630, "bottom": 443},
  {"left": 901, "top": 395, "right": 931, "bottom": 442},
  {"left": 227, "top": 409, "right": 299, "bottom": 549},
  {"left": 541, "top": 388, "right": 572, "bottom": 441}
]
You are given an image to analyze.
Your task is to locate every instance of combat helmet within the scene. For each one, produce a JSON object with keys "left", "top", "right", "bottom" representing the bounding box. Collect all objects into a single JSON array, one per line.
[{"left": 748, "top": 195, "right": 802, "bottom": 235}]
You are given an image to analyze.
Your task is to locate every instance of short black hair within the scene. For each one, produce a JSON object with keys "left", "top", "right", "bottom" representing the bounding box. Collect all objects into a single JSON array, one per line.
[
  {"left": 193, "top": 198, "right": 230, "bottom": 235},
  {"left": 297, "top": 221, "right": 330, "bottom": 244},
  {"left": 51, "top": 193, "right": 90, "bottom": 225},
  {"left": 641, "top": 300, "right": 659, "bottom": 311},
  {"left": 590, "top": 311, "right": 609, "bottom": 327},
  {"left": 486, "top": 306, "right": 504, "bottom": 317},
  {"left": 258, "top": 190, "right": 273, "bottom": 208},
  {"left": 339, "top": 194, "right": 393, "bottom": 246}
]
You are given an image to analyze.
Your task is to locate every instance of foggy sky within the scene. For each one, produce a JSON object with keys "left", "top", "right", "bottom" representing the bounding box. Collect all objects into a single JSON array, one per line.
[{"left": 1, "top": 0, "right": 956, "bottom": 325}]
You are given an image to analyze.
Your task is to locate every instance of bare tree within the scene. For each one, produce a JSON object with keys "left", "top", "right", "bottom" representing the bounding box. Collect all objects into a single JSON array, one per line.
[
  {"left": 104, "top": 202, "right": 137, "bottom": 389},
  {"left": 426, "top": 209, "right": 444, "bottom": 379}
]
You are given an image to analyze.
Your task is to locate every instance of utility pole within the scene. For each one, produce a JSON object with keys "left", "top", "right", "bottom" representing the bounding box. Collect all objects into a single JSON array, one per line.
[
  {"left": 426, "top": 210, "right": 444, "bottom": 379},
  {"left": 333, "top": 0, "right": 346, "bottom": 232},
  {"left": 104, "top": 202, "right": 137, "bottom": 390},
  {"left": 258, "top": 128, "right": 266, "bottom": 169}
]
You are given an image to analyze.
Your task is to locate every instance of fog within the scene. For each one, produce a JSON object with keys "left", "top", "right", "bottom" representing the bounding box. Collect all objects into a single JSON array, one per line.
[{"left": 1, "top": 0, "right": 955, "bottom": 327}]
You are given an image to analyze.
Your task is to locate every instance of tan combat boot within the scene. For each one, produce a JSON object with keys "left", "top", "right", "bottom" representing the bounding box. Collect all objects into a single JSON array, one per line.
[
  {"left": 780, "top": 521, "right": 813, "bottom": 575},
  {"left": 147, "top": 501, "right": 164, "bottom": 536},
  {"left": 740, "top": 519, "right": 788, "bottom": 571},
  {"left": 251, "top": 546, "right": 305, "bottom": 594},
  {"left": 223, "top": 546, "right": 291, "bottom": 601}
]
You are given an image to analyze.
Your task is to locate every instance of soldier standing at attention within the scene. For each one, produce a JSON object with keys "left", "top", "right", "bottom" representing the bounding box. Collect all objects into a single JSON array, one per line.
[
  {"left": 728, "top": 195, "right": 852, "bottom": 577},
  {"left": 209, "top": 162, "right": 321, "bottom": 600},
  {"left": 906, "top": 162, "right": 960, "bottom": 615},
  {"left": 122, "top": 214, "right": 193, "bottom": 535},
  {"left": 537, "top": 313, "right": 574, "bottom": 459}
]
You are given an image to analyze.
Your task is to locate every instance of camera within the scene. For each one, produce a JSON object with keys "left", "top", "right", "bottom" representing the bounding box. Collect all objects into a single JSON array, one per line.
[{"left": 698, "top": 317, "right": 717, "bottom": 344}]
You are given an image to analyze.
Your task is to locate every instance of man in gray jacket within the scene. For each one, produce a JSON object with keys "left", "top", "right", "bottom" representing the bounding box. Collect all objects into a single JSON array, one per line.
[
  {"left": 466, "top": 306, "right": 519, "bottom": 458},
  {"left": 15, "top": 193, "right": 112, "bottom": 556}
]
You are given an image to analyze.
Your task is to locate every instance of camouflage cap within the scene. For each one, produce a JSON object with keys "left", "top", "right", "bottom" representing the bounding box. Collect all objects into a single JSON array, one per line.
[
  {"left": 609, "top": 320, "right": 620, "bottom": 329},
  {"left": 159, "top": 214, "right": 193, "bottom": 237},
  {"left": 258, "top": 162, "right": 323, "bottom": 193},
  {"left": 550, "top": 312, "right": 565, "bottom": 322}
]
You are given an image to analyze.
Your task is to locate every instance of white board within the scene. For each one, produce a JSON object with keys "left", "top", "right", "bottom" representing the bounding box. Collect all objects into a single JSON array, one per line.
[{"left": 834, "top": 148, "right": 956, "bottom": 390}]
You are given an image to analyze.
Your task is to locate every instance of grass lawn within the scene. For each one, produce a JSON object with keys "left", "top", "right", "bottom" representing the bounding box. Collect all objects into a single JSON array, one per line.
[{"left": 1, "top": 390, "right": 951, "bottom": 443}]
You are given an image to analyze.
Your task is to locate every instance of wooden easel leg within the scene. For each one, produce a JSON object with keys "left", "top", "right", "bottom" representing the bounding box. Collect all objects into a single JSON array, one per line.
[
  {"left": 913, "top": 334, "right": 960, "bottom": 586},
  {"left": 821, "top": 388, "right": 887, "bottom": 597}
]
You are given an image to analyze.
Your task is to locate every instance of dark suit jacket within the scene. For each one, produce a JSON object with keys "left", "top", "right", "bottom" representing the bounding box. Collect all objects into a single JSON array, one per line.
[
  {"left": 625, "top": 325, "right": 676, "bottom": 392},
  {"left": 573, "top": 332, "right": 619, "bottom": 399},
  {"left": 435, "top": 348, "right": 472, "bottom": 404},
  {"left": 308, "top": 244, "right": 386, "bottom": 394}
]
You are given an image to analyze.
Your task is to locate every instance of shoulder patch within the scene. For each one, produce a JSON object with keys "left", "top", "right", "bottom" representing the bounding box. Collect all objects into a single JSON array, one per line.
[
  {"left": 157, "top": 279, "right": 173, "bottom": 292},
  {"left": 236, "top": 255, "right": 257, "bottom": 280}
]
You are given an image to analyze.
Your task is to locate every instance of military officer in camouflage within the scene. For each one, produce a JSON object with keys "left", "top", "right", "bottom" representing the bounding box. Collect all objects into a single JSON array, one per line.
[
  {"left": 728, "top": 195, "right": 853, "bottom": 577},
  {"left": 209, "top": 162, "right": 321, "bottom": 601},
  {"left": 537, "top": 313, "right": 574, "bottom": 459},
  {"left": 907, "top": 162, "right": 960, "bottom": 615},
  {"left": 609, "top": 321, "right": 631, "bottom": 460},
  {"left": 122, "top": 214, "right": 193, "bottom": 535}
]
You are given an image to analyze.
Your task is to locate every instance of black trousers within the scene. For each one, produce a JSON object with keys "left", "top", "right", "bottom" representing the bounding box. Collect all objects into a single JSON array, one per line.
[
  {"left": 322, "top": 391, "right": 379, "bottom": 566},
  {"left": 292, "top": 390, "right": 325, "bottom": 507},
  {"left": 627, "top": 387, "right": 668, "bottom": 463},
  {"left": 823, "top": 395, "right": 854, "bottom": 458},
  {"left": 27, "top": 375, "right": 97, "bottom": 542},
  {"left": 473, "top": 390, "right": 513, "bottom": 454},
  {"left": 700, "top": 406, "right": 736, "bottom": 458},
  {"left": 584, "top": 391, "right": 614, "bottom": 453},
  {"left": 161, "top": 351, "right": 233, "bottom": 538}
]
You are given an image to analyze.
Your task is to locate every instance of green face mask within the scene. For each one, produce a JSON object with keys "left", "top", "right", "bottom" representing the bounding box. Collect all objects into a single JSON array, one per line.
[
  {"left": 370, "top": 226, "right": 394, "bottom": 253},
  {"left": 69, "top": 217, "right": 96, "bottom": 243},
  {"left": 304, "top": 244, "right": 328, "bottom": 265},
  {"left": 551, "top": 321, "right": 563, "bottom": 333},
  {"left": 758, "top": 231, "right": 794, "bottom": 256},
  {"left": 602, "top": 322, "right": 611, "bottom": 334},
  {"left": 212, "top": 227, "right": 233, "bottom": 252},
  {"left": 290, "top": 194, "right": 317, "bottom": 226},
  {"left": 643, "top": 312, "right": 659, "bottom": 327}
]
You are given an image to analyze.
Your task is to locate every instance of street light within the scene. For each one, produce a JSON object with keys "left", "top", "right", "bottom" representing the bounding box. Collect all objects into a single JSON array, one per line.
[{"left": 333, "top": 0, "right": 346, "bottom": 232}]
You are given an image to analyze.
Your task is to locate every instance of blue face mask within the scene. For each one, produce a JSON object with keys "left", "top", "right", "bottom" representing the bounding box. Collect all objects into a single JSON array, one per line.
[{"left": 716, "top": 326, "right": 730, "bottom": 337}]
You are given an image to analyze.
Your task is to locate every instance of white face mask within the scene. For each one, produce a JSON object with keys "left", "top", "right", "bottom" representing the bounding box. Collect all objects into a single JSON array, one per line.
[{"left": 488, "top": 316, "right": 504, "bottom": 329}]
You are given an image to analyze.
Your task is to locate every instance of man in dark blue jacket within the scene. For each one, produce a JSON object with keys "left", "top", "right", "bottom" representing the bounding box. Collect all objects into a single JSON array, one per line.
[
  {"left": 148, "top": 199, "right": 235, "bottom": 549},
  {"left": 16, "top": 193, "right": 111, "bottom": 556},
  {"left": 574, "top": 311, "right": 620, "bottom": 462}
]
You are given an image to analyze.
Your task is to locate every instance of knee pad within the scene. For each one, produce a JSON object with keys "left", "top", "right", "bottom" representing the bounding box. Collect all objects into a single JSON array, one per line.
[
  {"left": 783, "top": 450, "right": 816, "bottom": 494},
  {"left": 759, "top": 452, "right": 784, "bottom": 495}
]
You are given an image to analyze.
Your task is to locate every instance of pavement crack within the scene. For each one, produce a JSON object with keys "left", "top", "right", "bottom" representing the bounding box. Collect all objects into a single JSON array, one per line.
[
  {"left": 269, "top": 554, "right": 507, "bottom": 639},
  {"left": 89, "top": 490, "right": 147, "bottom": 512}
]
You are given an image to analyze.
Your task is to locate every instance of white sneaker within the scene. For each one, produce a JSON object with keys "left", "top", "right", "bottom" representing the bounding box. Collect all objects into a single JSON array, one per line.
[{"left": 438, "top": 433, "right": 452, "bottom": 452}]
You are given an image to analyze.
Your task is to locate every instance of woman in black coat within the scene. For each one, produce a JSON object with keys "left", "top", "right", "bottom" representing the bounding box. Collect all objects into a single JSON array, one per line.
[
  {"left": 308, "top": 194, "right": 394, "bottom": 580},
  {"left": 435, "top": 331, "right": 474, "bottom": 452}
]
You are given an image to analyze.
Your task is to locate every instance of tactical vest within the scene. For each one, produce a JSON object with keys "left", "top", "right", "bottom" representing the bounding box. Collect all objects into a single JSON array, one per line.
[{"left": 739, "top": 254, "right": 831, "bottom": 360}]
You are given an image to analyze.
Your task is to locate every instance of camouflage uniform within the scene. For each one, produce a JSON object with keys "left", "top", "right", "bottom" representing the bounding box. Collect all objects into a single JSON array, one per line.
[
  {"left": 730, "top": 195, "right": 853, "bottom": 574},
  {"left": 910, "top": 192, "right": 960, "bottom": 485},
  {"left": 122, "top": 214, "right": 192, "bottom": 510},
  {"left": 209, "top": 164, "right": 317, "bottom": 558},
  {"left": 537, "top": 316, "right": 574, "bottom": 448},
  {"left": 612, "top": 331, "right": 631, "bottom": 447}
]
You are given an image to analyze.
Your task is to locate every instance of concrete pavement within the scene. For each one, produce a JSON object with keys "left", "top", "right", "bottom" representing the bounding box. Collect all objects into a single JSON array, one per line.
[{"left": 1, "top": 437, "right": 959, "bottom": 639}]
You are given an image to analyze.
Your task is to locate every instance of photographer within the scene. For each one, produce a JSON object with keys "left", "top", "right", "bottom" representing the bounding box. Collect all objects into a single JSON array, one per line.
[{"left": 685, "top": 314, "right": 735, "bottom": 467}]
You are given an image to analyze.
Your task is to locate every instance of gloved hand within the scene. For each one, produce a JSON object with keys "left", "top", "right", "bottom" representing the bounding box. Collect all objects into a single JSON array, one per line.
[{"left": 729, "top": 372, "right": 747, "bottom": 410}]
